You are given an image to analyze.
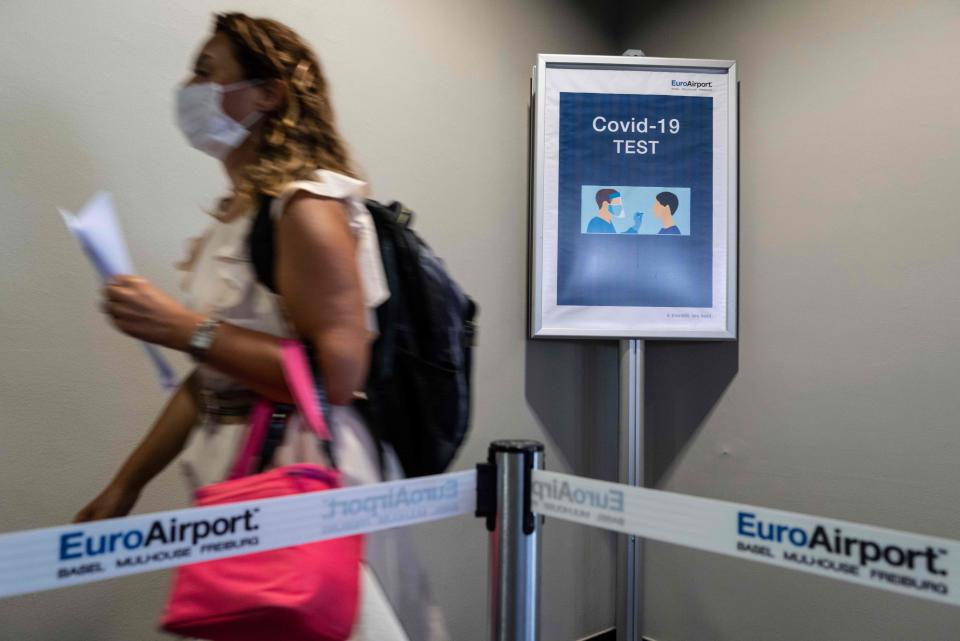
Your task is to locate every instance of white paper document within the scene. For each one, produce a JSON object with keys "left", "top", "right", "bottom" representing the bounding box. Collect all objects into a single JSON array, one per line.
[{"left": 60, "top": 192, "right": 177, "bottom": 390}]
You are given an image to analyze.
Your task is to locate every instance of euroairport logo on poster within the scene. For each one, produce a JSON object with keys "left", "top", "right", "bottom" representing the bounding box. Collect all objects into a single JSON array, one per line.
[
  {"left": 670, "top": 79, "right": 713, "bottom": 91},
  {"left": 735, "top": 511, "right": 951, "bottom": 597}
]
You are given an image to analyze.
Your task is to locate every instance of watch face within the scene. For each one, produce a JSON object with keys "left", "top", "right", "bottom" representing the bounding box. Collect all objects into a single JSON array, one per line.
[{"left": 190, "top": 321, "right": 219, "bottom": 356}]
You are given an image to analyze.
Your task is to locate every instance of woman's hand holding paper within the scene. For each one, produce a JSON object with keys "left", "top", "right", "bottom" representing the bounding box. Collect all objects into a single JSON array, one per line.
[{"left": 102, "top": 275, "right": 204, "bottom": 351}]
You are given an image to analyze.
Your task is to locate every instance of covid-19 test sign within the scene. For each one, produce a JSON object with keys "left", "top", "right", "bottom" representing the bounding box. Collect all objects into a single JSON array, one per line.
[{"left": 530, "top": 55, "right": 738, "bottom": 339}]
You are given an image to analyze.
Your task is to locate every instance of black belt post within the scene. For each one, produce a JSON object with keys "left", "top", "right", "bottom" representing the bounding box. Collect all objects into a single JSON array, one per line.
[{"left": 476, "top": 440, "right": 544, "bottom": 641}]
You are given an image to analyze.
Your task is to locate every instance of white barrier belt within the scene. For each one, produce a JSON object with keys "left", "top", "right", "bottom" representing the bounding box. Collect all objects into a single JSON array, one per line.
[
  {"left": 532, "top": 470, "right": 960, "bottom": 606},
  {"left": 0, "top": 470, "right": 476, "bottom": 599}
]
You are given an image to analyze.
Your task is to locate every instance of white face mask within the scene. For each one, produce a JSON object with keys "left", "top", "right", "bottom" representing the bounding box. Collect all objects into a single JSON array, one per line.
[{"left": 175, "top": 80, "right": 262, "bottom": 159}]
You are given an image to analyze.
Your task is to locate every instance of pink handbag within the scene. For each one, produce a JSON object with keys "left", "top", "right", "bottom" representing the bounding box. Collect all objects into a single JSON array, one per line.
[{"left": 160, "top": 340, "right": 363, "bottom": 641}]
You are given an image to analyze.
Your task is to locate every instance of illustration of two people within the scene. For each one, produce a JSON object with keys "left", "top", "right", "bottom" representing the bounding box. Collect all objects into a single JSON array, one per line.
[{"left": 588, "top": 188, "right": 681, "bottom": 235}]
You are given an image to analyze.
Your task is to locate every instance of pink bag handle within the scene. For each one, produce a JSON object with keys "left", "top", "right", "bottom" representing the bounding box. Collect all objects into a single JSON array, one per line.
[{"left": 229, "top": 339, "right": 332, "bottom": 479}]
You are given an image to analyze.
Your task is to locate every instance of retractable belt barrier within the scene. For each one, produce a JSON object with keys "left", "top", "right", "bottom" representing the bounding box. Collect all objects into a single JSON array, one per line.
[
  {"left": 532, "top": 470, "right": 960, "bottom": 607},
  {"left": 0, "top": 471, "right": 476, "bottom": 599},
  {"left": 1, "top": 441, "right": 957, "bottom": 641}
]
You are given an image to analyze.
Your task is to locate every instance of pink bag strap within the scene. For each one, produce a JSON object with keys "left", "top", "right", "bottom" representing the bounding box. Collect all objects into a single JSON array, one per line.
[
  {"left": 228, "top": 339, "right": 332, "bottom": 479},
  {"left": 278, "top": 339, "right": 333, "bottom": 442}
]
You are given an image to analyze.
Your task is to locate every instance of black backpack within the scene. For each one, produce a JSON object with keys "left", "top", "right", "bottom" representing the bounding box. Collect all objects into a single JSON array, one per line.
[{"left": 248, "top": 197, "right": 478, "bottom": 478}]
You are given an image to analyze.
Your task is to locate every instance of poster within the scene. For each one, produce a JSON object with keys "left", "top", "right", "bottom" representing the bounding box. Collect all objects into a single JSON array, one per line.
[{"left": 531, "top": 55, "right": 738, "bottom": 339}]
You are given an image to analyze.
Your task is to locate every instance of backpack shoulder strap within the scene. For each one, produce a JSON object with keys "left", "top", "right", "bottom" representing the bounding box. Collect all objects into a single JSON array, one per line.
[{"left": 249, "top": 196, "right": 277, "bottom": 292}]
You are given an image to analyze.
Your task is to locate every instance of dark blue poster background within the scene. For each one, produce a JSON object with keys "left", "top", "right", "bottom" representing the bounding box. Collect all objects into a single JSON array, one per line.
[{"left": 557, "top": 92, "right": 714, "bottom": 307}]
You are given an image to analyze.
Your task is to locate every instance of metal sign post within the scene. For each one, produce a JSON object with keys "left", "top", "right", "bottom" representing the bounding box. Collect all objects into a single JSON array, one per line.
[{"left": 618, "top": 339, "right": 645, "bottom": 641}]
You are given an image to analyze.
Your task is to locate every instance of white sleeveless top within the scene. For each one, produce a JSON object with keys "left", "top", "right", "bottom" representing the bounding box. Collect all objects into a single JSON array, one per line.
[{"left": 175, "top": 169, "right": 391, "bottom": 489}]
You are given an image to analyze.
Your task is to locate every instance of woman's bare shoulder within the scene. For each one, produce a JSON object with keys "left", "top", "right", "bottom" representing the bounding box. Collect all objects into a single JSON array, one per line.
[{"left": 277, "top": 191, "right": 353, "bottom": 247}]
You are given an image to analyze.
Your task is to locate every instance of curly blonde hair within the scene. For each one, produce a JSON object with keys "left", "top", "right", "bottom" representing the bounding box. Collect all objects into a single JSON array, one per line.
[{"left": 214, "top": 13, "right": 356, "bottom": 207}]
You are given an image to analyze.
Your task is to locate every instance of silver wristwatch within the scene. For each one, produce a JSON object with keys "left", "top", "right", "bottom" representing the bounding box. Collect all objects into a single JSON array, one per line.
[{"left": 188, "top": 318, "right": 222, "bottom": 362}]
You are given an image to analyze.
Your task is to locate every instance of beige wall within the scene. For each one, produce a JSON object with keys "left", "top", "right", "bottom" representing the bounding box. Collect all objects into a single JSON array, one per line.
[
  {"left": 626, "top": 1, "right": 960, "bottom": 639},
  {"left": 0, "top": 1, "right": 619, "bottom": 639}
]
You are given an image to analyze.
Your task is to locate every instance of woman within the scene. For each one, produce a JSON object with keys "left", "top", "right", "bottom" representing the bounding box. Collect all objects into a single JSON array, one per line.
[{"left": 74, "top": 13, "right": 446, "bottom": 641}]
